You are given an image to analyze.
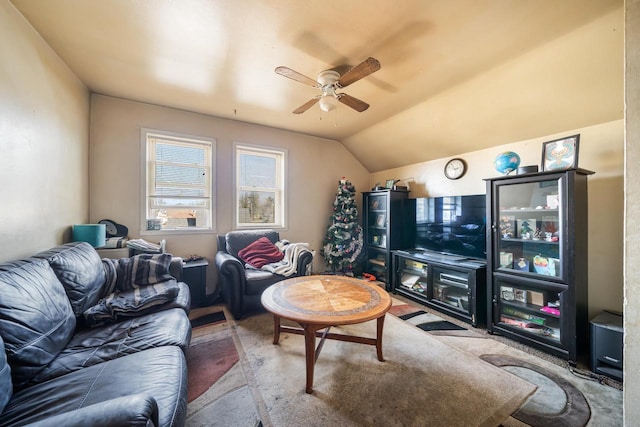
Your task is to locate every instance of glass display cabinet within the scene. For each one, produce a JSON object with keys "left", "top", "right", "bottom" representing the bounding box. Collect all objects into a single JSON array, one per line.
[
  {"left": 362, "top": 189, "right": 410, "bottom": 287},
  {"left": 485, "top": 168, "right": 594, "bottom": 363}
]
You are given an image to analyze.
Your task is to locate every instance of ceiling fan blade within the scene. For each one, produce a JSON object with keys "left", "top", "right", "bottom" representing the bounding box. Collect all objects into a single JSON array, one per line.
[
  {"left": 337, "top": 93, "right": 370, "bottom": 112},
  {"left": 336, "top": 57, "right": 381, "bottom": 88},
  {"left": 275, "top": 66, "right": 320, "bottom": 88},
  {"left": 293, "top": 97, "right": 320, "bottom": 114}
]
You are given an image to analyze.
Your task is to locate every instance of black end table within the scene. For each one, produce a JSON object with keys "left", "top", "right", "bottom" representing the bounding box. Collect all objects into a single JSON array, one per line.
[{"left": 182, "top": 259, "right": 209, "bottom": 307}]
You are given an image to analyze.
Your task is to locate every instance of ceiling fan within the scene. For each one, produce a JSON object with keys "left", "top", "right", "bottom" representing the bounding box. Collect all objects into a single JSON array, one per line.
[{"left": 275, "top": 57, "right": 381, "bottom": 114}]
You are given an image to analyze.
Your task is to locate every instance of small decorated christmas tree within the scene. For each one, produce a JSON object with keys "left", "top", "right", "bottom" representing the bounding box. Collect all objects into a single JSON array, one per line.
[{"left": 322, "top": 177, "right": 364, "bottom": 275}]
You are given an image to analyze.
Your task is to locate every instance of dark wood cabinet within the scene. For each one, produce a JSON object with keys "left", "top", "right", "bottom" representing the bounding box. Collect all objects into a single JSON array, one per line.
[
  {"left": 362, "top": 189, "right": 410, "bottom": 288},
  {"left": 485, "top": 168, "right": 594, "bottom": 363},
  {"left": 392, "top": 250, "right": 487, "bottom": 327}
]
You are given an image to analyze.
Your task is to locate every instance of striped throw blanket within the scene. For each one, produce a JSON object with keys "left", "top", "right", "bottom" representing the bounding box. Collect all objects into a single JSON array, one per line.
[
  {"left": 262, "top": 241, "right": 313, "bottom": 277},
  {"left": 83, "top": 254, "right": 179, "bottom": 326}
]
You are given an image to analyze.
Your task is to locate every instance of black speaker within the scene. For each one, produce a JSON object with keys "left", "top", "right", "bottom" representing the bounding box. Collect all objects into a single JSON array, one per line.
[{"left": 590, "top": 310, "right": 623, "bottom": 381}]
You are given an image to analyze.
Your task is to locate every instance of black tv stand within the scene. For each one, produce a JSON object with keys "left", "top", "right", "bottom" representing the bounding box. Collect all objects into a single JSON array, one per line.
[{"left": 392, "top": 249, "right": 487, "bottom": 327}]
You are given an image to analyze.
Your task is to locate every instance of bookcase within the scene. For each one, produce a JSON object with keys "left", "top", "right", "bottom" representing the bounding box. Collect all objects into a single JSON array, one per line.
[
  {"left": 362, "top": 189, "right": 410, "bottom": 288},
  {"left": 485, "top": 168, "right": 593, "bottom": 363}
]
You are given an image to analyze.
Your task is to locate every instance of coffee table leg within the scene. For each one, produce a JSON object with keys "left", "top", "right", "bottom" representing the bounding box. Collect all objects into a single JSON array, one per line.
[
  {"left": 303, "top": 323, "right": 317, "bottom": 394},
  {"left": 273, "top": 315, "right": 281, "bottom": 345},
  {"left": 376, "top": 315, "right": 386, "bottom": 362}
]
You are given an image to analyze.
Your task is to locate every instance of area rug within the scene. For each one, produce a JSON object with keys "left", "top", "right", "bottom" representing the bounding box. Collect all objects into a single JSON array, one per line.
[
  {"left": 185, "top": 307, "right": 262, "bottom": 426},
  {"left": 190, "top": 311, "right": 226, "bottom": 329},
  {"left": 234, "top": 311, "right": 536, "bottom": 427},
  {"left": 482, "top": 354, "right": 590, "bottom": 427},
  {"left": 388, "top": 300, "right": 622, "bottom": 426},
  {"left": 397, "top": 309, "right": 467, "bottom": 331},
  {"left": 389, "top": 302, "right": 484, "bottom": 337}
]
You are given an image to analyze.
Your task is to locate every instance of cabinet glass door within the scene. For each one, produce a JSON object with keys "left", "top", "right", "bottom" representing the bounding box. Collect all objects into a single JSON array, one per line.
[
  {"left": 397, "top": 257, "right": 429, "bottom": 296},
  {"left": 495, "top": 178, "right": 563, "bottom": 281},
  {"left": 432, "top": 267, "right": 470, "bottom": 315},
  {"left": 495, "top": 278, "right": 564, "bottom": 344},
  {"left": 367, "top": 194, "right": 388, "bottom": 248}
]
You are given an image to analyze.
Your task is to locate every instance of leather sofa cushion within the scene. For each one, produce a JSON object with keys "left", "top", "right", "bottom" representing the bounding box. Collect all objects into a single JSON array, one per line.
[
  {"left": 0, "top": 259, "right": 76, "bottom": 389},
  {"left": 0, "top": 346, "right": 188, "bottom": 427},
  {"left": 225, "top": 229, "right": 279, "bottom": 259},
  {"left": 27, "top": 308, "right": 191, "bottom": 385},
  {"left": 238, "top": 236, "right": 284, "bottom": 268},
  {"left": 244, "top": 269, "right": 284, "bottom": 295},
  {"left": 34, "top": 242, "right": 106, "bottom": 317},
  {"left": 0, "top": 335, "right": 11, "bottom": 413}
]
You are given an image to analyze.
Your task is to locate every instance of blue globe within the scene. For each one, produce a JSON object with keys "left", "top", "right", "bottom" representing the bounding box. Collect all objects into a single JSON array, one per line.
[{"left": 494, "top": 151, "right": 521, "bottom": 175}]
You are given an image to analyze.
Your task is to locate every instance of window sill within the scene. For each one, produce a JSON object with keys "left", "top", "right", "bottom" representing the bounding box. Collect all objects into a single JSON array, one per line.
[
  {"left": 235, "top": 225, "right": 287, "bottom": 231},
  {"left": 140, "top": 228, "right": 217, "bottom": 236}
]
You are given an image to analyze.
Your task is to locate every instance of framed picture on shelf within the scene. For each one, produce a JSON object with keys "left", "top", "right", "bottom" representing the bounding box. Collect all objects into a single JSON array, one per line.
[
  {"left": 517, "top": 218, "right": 536, "bottom": 239},
  {"left": 500, "top": 286, "right": 515, "bottom": 301},
  {"left": 514, "top": 257, "right": 530, "bottom": 271},
  {"left": 499, "top": 251, "right": 513, "bottom": 268},
  {"left": 514, "top": 289, "right": 528, "bottom": 303},
  {"left": 376, "top": 213, "right": 386, "bottom": 227},
  {"left": 541, "top": 134, "right": 580, "bottom": 171},
  {"left": 499, "top": 215, "right": 516, "bottom": 238},
  {"left": 380, "top": 234, "right": 387, "bottom": 248},
  {"left": 385, "top": 179, "right": 395, "bottom": 189}
]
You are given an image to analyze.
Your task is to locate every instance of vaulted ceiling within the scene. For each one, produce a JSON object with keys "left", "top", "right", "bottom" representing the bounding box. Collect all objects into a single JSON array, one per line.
[{"left": 11, "top": 0, "right": 623, "bottom": 172}]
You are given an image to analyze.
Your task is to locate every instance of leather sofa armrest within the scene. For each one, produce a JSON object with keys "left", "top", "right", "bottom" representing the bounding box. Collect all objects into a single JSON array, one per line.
[
  {"left": 215, "top": 251, "right": 244, "bottom": 276},
  {"left": 215, "top": 251, "right": 246, "bottom": 316},
  {"left": 25, "top": 394, "right": 159, "bottom": 427},
  {"left": 169, "top": 257, "right": 183, "bottom": 281}
]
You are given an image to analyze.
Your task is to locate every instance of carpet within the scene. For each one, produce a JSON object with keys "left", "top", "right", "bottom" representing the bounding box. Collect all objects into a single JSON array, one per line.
[
  {"left": 185, "top": 301, "right": 623, "bottom": 426},
  {"left": 234, "top": 311, "right": 536, "bottom": 426}
]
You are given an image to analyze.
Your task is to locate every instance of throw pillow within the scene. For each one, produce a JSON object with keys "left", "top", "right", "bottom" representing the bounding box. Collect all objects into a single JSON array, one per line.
[
  {"left": 237, "top": 236, "right": 284, "bottom": 268},
  {"left": 83, "top": 280, "right": 180, "bottom": 327}
]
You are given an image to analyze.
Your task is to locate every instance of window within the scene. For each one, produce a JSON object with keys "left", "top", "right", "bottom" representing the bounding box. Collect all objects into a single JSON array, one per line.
[
  {"left": 142, "top": 129, "right": 215, "bottom": 232},
  {"left": 235, "top": 144, "right": 286, "bottom": 228}
]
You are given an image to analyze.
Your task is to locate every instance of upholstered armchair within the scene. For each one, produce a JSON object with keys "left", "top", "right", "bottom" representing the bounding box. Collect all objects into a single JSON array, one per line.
[{"left": 215, "top": 229, "right": 313, "bottom": 319}]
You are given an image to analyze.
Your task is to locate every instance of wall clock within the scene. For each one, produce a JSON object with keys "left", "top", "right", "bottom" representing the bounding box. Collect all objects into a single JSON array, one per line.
[{"left": 444, "top": 158, "right": 467, "bottom": 180}]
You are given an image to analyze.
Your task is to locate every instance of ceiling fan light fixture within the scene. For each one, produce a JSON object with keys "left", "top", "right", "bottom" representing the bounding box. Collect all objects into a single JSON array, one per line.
[
  {"left": 275, "top": 58, "right": 380, "bottom": 115},
  {"left": 319, "top": 94, "right": 337, "bottom": 112}
]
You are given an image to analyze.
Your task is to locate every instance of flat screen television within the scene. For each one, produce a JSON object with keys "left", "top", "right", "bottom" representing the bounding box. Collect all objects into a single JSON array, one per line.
[{"left": 410, "top": 195, "right": 487, "bottom": 260}]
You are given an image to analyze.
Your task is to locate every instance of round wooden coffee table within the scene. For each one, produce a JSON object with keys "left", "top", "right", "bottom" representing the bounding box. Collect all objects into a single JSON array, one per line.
[{"left": 261, "top": 275, "right": 392, "bottom": 393}]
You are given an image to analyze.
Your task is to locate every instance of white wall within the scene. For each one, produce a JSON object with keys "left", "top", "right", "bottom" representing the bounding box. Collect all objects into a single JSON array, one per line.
[
  {"left": 89, "top": 95, "right": 370, "bottom": 295},
  {"left": 0, "top": 0, "right": 89, "bottom": 262},
  {"left": 371, "top": 120, "right": 624, "bottom": 318},
  {"left": 624, "top": 0, "right": 639, "bottom": 422}
]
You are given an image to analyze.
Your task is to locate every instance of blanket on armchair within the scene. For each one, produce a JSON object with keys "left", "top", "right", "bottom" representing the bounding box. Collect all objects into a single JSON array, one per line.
[{"left": 262, "top": 241, "right": 312, "bottom": 277}]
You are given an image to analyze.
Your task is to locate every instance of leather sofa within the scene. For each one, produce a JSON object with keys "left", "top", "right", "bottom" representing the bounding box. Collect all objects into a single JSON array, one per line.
[
  {"left": 0, "top": 242, "right": 191, "bottom": 427},
  {"left": 216, "top": 229, "right": 313, "bottom": 319}
]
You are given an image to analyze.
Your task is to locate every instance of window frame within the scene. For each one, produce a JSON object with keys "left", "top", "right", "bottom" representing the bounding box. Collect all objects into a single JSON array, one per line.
[
  {"left": 140, "top": 128, "right": 216, "bottom": 235},
  {"left": 233, "top": 142, "right": 287, "bottom": 230}
]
